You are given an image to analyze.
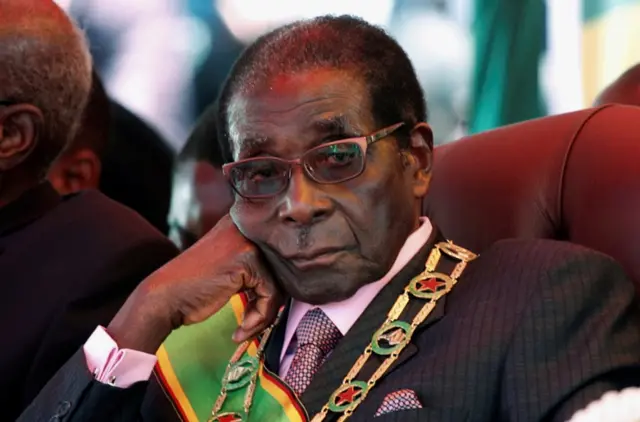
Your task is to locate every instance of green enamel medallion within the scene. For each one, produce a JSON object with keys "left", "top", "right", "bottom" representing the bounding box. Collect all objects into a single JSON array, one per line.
[
  {"left": 371, "top": 320, "right": 412, "bottom": 356},
  {"left": 328, "top": 380, "right": 369, "bottom": 413},
  {"left": 222, "top": 355, "right": 259, "bottom": 391}
]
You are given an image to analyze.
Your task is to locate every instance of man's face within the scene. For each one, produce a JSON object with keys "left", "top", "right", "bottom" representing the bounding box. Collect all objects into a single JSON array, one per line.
[
  {"left": 227, "top": 69, "right": 431, "bottom": 305},
  {"left": 168, "top": 160, "right": 233, "bottom": 250}
]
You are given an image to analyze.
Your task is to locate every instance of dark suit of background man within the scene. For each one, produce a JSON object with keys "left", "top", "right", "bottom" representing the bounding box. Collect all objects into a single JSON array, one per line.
[
  {"left": 0, "top": 1, "right": 178, "bottom": 420},
  {"left": 20, "top": 14, "right": 640, "bottom": 422}
]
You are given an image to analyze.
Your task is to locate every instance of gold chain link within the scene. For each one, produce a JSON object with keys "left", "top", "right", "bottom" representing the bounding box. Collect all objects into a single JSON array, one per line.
[
  {"left": 209, "top": 312, "right": 281, "bottom": 421},
  {"left": 311, "top": 242, "right": 477, "bottom": 422},
  {"left": 209, "top": 340, "right": 250, "bottom": 419}
]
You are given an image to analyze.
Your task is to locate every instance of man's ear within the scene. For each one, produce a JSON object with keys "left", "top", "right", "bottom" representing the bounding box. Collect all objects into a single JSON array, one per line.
[
  {"left": 48, "top": 148, "right": 101, "bottom": 195},
  {"left": 0, "top": 104, "right": 43, "bottom": 171},
  {"left": 403, "top": 122, "right": 433, "bottom": 199}
]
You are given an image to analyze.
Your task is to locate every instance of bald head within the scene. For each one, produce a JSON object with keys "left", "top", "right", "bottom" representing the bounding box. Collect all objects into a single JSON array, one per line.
[
  {"left": 0, "top": 0, "right": 92, "bottom": 179},
  {"left": 594, "top": 63, "right": 640, "bottom": 107}
]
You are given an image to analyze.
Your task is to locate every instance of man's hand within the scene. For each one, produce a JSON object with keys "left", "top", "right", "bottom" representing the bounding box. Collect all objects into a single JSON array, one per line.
[{"left": 107, "top": 215, "right": 283, "bottom": 354}]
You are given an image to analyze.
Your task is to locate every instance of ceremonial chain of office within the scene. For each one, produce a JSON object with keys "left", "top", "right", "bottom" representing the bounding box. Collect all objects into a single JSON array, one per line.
[{"left": 210, "top": 241, "right": 478, "bottom": 422}]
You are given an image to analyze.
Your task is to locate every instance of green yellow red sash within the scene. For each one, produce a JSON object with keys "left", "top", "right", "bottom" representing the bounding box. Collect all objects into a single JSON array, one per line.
[{"left": 155, "top": 294, "right": 307, "bottom": 422}]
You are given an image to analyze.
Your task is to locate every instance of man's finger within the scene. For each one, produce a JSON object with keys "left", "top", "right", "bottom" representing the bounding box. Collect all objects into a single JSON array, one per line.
[
  {"left": 233, "top": 276, "right": 282, "bottom": 342},
  {"left": 233, "top": 294, "right": 279, "bottom": 341}
]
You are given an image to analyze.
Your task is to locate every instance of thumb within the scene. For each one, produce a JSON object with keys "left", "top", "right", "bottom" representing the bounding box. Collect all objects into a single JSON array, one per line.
[{"left": 232, "top": 274, "right": 282, "bottom": 342}]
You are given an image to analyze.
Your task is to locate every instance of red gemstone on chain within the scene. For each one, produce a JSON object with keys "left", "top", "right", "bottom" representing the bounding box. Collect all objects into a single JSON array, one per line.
[
  {"left": 335, "top": 385, "right": 363, "bottom": 406},
  {"left": 216, "top": 414, "right": 242, "bottom": 422},
  {"left": 416, "top": 278, "right": 444, "bottom": 292}
]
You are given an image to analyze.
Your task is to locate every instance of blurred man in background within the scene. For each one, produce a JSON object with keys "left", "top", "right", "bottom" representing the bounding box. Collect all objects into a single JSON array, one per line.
[
  {"left": 49, "top": 69, "right": 174, "bottom": 234},
  {"left": 0, "top": 1, "right": 177, "bottom": 419},
  {"left": 168, "top": 103, "right": 233, "bottom": 250},
  {"left": 48, "top": 70, "right": 110, "bottom": 195},
  {"left": 594, "top": 63, "right": 640, "bottom": 106}
]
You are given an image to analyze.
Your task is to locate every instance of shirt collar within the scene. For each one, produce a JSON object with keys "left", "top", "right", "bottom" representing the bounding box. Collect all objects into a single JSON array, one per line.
[
  {"left": 0, "top": 182, "right": 61, "bottom": 237},
  {"left": 280, "top": 217, "right": 433, "bottom": 360}
]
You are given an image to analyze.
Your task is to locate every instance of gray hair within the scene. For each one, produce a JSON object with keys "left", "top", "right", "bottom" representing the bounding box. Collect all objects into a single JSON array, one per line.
[{"left": 0, "top": 0, "right": 92, "bottom": 173}]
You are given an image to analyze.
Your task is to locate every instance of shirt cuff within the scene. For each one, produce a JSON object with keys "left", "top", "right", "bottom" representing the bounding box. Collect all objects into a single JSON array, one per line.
[{"left": 83, "top": 326, "right": 157, "bottom": 388}]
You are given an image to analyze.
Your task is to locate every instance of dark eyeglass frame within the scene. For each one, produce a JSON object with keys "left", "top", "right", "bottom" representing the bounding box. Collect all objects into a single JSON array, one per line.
[
  {"left": 0, "top": 100, "right": 16, "bottom": 106},
  {"left": 222, "top": 122, "right": 405, "bottom": 199}
]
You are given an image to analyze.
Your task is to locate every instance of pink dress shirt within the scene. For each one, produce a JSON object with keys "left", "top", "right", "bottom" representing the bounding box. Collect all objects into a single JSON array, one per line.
[
  {"left": 84, "top": 217, "right": 432, "bottom": 387},
  {"left": 84, "top": 326, "right": 157, "bottom": 388}
]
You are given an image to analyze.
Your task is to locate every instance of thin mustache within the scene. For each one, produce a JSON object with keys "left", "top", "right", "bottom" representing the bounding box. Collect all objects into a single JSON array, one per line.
[
  {"left": 284, "top": 247, "right": 344, "bottom": 261},
  {"left": 296, "top": 227, "right": 311, "bottom": 248}
]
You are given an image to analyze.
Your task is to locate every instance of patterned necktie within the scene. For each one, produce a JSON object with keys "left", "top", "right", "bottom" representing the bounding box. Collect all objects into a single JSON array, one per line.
[{"left": 284, "top": 308, "right": 343, "bottom": 396}]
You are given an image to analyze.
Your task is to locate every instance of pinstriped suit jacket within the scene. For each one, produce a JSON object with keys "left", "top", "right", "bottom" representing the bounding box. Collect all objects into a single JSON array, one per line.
[{"left": 18, "top": 233, "right": 640, "bottom": 422}]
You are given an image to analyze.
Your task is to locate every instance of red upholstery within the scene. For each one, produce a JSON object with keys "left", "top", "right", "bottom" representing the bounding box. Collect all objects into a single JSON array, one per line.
[{"left": 424, "top": 104, "right": 640, "bottom": 286}]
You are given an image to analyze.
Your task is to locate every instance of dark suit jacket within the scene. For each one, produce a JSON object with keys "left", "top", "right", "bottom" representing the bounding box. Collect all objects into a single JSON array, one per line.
[
  {"left": 99, "top": 101, "right": 174, "bottom": 235},
  {"left": 18, "top": 229, "right": 640, "bottom": 422},
  {"left": 0, "top": 183, "right": 178, "bottom": 421}
]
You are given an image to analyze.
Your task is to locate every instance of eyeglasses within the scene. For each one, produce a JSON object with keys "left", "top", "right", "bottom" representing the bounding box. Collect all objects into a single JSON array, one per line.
[
  {"left": 222, "top": 122, "right": 405, "bottom": 199},
  {"left": 0, "top": 100, "right": 15, "bottom": 106}
]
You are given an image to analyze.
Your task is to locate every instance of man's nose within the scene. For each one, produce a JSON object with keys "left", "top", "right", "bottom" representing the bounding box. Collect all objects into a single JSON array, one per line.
[{"left": 277, "top": 167, "right": 334, "bottom": 226}]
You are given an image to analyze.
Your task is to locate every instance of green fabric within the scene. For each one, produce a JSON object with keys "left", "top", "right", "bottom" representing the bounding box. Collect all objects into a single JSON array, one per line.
[
  {"left": 583, "top": 0, "right": 638, "bottom": 22},
  {"left": 469, "top": 0, "right": 547, "bottom": 133},
  {"left": 161, "top": 300, "right": 304, "bottom": 421}
]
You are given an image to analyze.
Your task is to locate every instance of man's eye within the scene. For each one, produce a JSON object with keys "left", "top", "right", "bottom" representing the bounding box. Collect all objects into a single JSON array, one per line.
[
  {"left": 246, "top": 166, "right": 278, "bottom": 181},
  {"left": 313, "top": 144, "right": 360, "bottom": 166},
  {"left": 325, "top": 151, "right": 357, "bottom": 165}
]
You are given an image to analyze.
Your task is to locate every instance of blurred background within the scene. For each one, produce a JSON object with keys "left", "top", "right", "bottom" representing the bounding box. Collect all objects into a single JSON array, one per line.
[{"left": 53, "top": 0, "right": 640, "bottom": 149}]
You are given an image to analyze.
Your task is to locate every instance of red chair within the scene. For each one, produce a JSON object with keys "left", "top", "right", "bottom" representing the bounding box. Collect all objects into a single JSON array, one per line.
[{"left": 424, "top": 104, "right": 640, "bottom": 286}]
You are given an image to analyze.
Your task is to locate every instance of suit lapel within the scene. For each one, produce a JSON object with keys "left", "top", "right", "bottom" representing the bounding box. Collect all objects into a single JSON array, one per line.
[{"left": 300, "top": 228, "right": 447, "bottom": 416}]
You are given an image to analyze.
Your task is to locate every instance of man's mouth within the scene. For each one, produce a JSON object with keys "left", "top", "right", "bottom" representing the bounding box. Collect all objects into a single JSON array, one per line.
[{"left": 285, "top": 248, "right": 345, "bottom": 270}]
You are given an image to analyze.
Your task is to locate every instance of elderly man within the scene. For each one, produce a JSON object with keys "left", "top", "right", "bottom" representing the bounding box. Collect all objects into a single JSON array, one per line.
[
  {"left": 168, "top": 102, "right": 233, "bottom": 250},
  {"left": 0, "top": 1, "right": 177, "bottom": 419},
  {"left": 21, "top": 15, "right": 640, "bottom": 422}
]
